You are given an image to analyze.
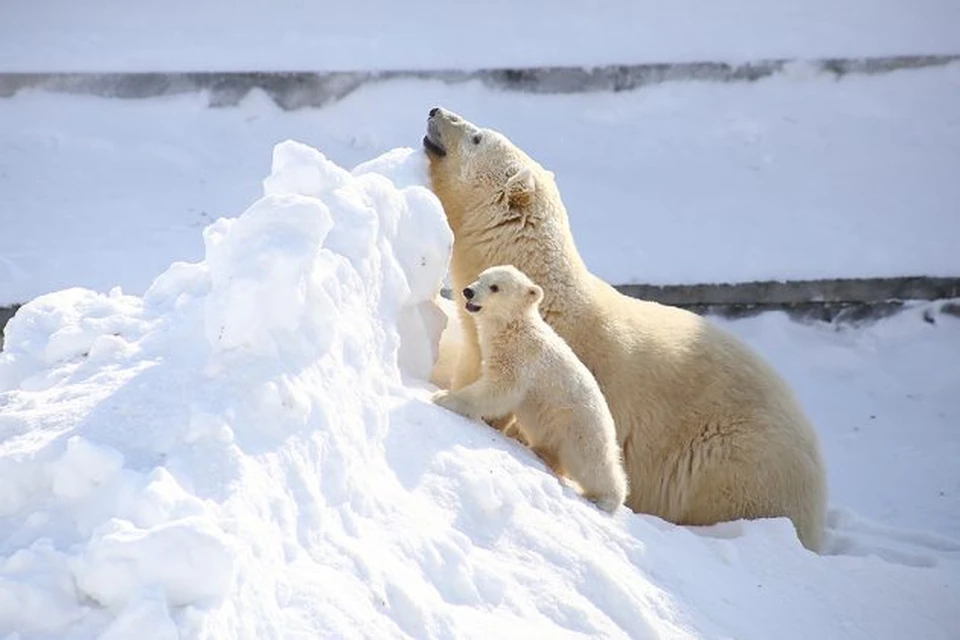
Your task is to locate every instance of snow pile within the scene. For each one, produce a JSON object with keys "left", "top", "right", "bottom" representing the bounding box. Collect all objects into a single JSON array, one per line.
[
  {"left": 1, "top": 143, "right": 958, "bottom": 639},
  {"left": 0, "top": 141, "right": 453, "bottom": 637}
]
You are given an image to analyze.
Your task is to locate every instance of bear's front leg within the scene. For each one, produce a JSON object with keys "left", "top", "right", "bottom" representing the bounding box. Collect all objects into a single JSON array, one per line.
[
  {"left": 450, "top": 308, "right": 482, "bottom": 390},
  {"left": 433, "top": 378, "right": 526, "bottom": 424},
  {"left": 431, "top": 389, "right": 481, "bottom": 421}
]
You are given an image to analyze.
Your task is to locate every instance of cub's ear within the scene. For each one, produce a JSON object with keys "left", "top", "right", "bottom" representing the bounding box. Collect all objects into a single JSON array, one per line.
[
  {"left": 504, "top": 167, "right": 536, "bottom": 210},
  {"left": 527, "top": 284, "right": 543, "bottom": 304}
]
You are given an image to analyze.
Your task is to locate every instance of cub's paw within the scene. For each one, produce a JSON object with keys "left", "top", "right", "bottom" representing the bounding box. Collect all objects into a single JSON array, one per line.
[
  {"left": 592, "top": 496, "right": 622, "bottom": 514},
  {"left": 431, "top": 390, "right": 473, "bottom": 419}
]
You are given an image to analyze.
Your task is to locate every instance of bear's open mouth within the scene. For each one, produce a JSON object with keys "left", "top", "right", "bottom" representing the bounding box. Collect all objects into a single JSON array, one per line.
[
  {"left": 465, "top": 301, "right": 482, "bottom": 313},
  {"left": 423, "top": 119, "right": 447, "bottom": 157},
  {"left": 422, "top": 135, "right": 446, "bottom": 157}
]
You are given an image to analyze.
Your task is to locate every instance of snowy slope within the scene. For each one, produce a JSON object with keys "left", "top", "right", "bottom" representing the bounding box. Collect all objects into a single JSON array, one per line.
[
  {"left": 0, "top": 143, "right": 957, "bottom": 639},
  {"left": 2, "top": 0, "right": 959, "bottom": 72},
  {"left": 2, "top": 62, "right": 959, "bottom": 306}
]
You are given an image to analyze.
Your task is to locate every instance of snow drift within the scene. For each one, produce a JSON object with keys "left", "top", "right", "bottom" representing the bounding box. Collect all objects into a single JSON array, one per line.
[{"left": 0, "top": 142, "right": 957, "bottom": 639}]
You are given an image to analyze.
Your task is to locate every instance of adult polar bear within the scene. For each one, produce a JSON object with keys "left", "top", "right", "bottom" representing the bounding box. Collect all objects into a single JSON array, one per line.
[{"left": 423, "top": 107, "right": 827, "bottom": 551}]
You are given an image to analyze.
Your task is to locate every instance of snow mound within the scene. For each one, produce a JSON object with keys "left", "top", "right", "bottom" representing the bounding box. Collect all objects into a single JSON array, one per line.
[{"left": 1, "top": 143, "right": 958, "bottom": 639}]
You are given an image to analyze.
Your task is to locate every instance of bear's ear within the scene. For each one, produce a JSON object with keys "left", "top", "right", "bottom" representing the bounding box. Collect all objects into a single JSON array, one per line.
[
  {"left": 504, "top": 167, "right": 536, "bottom": 210},
  {"left": 527, "top": 284, "right": 543, "bottom": 304}
]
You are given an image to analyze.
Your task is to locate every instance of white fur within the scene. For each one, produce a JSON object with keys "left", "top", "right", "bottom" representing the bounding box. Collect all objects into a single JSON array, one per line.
[
  {"left": 425, "top": 107, "right": 827, "bottom": 550},
  {"left": 433, "top": 265, "right": 628, "bottom": 513}
]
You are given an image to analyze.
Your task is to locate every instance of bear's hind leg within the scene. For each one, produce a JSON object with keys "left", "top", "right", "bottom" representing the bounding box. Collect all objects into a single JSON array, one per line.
[
  {"left": 558, "top": 438, "right": 628, "bottom": 514},
  {"left": 531, "top": 444, "right": 566, "bottom": 478}
]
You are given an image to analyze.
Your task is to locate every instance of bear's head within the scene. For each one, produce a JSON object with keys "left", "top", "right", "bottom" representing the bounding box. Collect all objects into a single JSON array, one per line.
[
  {"left": 423, "top": 107, "right": 554, "bottom": 230},
  {"left": 460, "top": 264, "right": 544, "bottom": 320}
]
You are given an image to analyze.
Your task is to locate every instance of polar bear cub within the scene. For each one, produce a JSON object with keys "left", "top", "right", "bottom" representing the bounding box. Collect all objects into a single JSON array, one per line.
[{"left": 432, "top": 265, "right": 628, "bottom": 513}]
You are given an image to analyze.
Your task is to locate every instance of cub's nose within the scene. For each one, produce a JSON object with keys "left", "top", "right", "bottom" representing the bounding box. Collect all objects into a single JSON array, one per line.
[
  {"left": 429, "top": 107, "right": 440, "bottom": 117},
  {"left": 462, "top": 287, "right": 475, "bottom": 300}
]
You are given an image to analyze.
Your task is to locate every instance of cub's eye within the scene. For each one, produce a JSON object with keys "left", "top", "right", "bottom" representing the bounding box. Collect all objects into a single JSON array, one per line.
[
  {"left": 472, "top": 133, "right": 483, "bottom": 145},
  {"left": 489, "top": 284, "right": 499, "bottom": 293}
]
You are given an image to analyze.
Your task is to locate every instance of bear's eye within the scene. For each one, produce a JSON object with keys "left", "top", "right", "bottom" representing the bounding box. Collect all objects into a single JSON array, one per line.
[
  {"left": 472, "top": 133, "right": 483, "bottom": 145},
  {"left": 489, "top": 284, "right": 499, "bottom": 293}
]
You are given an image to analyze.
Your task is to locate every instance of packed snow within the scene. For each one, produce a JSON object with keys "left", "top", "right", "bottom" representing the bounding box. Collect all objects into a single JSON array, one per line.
[
  {"left": 3, "top": 62, "right": 960, "bottom": 306},
  {"left": 2, "top": 0, "right": 960, "bottom": 72},
  {"left": 0, "top": 142, "right": 957, "bottom": 639}
]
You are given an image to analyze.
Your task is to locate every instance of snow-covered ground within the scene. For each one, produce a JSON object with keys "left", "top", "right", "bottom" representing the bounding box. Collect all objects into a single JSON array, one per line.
[
  {"left": 2, "top": 0, "right": 960, "bottom": 72},
  {"left": 3, "top": 62, "right": 959, "bottom": 306},
  {"left": 1, "top": 144, "right": 957, "bottom": 639},
  {"left": 1, "top": 2, "right": 958, "bottom": 636}
]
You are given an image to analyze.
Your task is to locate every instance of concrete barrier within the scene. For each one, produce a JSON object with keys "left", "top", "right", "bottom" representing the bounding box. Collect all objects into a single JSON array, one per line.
[
  {"left": 7, "top": 276, "right": 956, "bottom": 348},
  {"left": 4, "top": 57, "right": 959, "bottom": 344},
  {"left": 2, "top": 55, "right": 957, "bottom": 110},
  {"left": 443, "top": 276, "right": 960, "bottom": 323},
  {"left": 613, "top": 276, "right": 960, "bottom": 321},
  {"left": 1, "top": 305, "right": 18, "bottom": 349}
]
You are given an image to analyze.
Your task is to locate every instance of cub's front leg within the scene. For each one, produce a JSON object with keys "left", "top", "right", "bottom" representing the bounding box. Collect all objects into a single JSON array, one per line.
[
  {"left": 432, "top": 377, "right": 526, "bottom": 423},
  {"left": 432, "top": 388, "right": 480, "bottom": 421}
]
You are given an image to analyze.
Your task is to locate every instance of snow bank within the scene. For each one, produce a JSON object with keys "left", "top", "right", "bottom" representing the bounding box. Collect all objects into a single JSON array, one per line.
[
  {"left": 3, "top": 0, "right": 959, "bottom": 72},
  {"left": 1, "top": 143, "right": 957, "bottom": 639}
]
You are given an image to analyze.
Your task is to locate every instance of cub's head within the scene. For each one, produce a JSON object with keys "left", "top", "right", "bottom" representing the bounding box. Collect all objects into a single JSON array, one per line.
[
  {"left": 423, "top": 107, "right": 554, "bottom": 229},
  {"left": 460, "top": 265, "right": 543, "bottom": 320}
]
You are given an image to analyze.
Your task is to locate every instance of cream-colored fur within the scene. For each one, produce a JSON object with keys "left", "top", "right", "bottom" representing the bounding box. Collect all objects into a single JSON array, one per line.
[
  {"left": 423, "top": 107, "right": 827, "bottom": 550},
  {"left": 432, "top": 265, "right": 628, "bottom": 513},
  {"left": 429, "top": 295, "right": 460, "bottom": 390}
]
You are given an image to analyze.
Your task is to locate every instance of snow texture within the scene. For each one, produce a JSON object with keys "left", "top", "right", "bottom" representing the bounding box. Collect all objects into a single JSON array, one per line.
[
  {"left": 2, "top": 62, "right": 959, "bottom": 306},
  {"left": 1, "top": 144, "right": 958, "bottom": 639},
  {"left": 2, "top": 0, "right": 959, "bottom": 72}
]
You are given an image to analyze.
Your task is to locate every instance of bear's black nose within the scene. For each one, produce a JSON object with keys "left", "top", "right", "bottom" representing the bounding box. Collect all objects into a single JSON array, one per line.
[
  {"left": 429, "top": 107, "right": 440, "bottom": 117},
  {"left": 462, "top": 287, "right": 474, "bottom": 300}
]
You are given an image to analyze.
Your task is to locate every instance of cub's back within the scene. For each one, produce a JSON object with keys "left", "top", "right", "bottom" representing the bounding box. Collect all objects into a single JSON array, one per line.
[{"left": 523, "top": 313, "right": 612, "bottom": 415}]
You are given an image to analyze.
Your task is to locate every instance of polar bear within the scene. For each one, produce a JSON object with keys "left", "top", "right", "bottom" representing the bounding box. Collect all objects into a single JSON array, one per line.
[
  {"left": 433, "top": 265, "right": 629, "bottom": 513},
  {"left": 423, "top": 107, "right": 827, "bottom": 550}
]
